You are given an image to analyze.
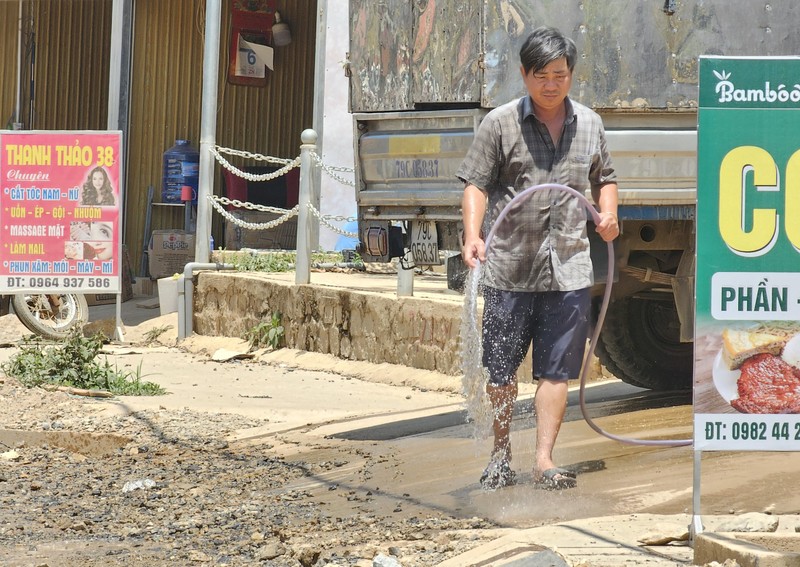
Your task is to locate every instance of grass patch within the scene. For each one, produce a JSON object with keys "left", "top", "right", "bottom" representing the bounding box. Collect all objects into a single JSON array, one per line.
[
  {"left": 1, "top": 330, "right": 166, "bottom": 396},
  {"left": 215, "top": 250, "right": 362, "bottom": 272},
  {"left": 142, "top": 325, "right": 173, "bottom": 345},
  {"left": 227, "top": 251, "right": 295, "bottom": 272}
]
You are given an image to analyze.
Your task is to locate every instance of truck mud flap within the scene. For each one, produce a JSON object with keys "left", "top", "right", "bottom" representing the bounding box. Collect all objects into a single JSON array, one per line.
[{"left": 446, "top": 254, "right": 469, "bottom": 293}]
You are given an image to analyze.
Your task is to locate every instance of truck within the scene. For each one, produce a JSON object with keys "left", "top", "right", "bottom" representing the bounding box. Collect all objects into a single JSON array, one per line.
[{"left": 346, "top": 0, "right": 799, "bottom": 391}]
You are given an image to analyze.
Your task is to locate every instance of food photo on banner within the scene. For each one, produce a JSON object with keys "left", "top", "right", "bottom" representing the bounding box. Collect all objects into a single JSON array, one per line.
[
  {"left": 695, "top": 56, "right": 800, "bottom": 451},
  {"left": 0, "top": 131, "right": 122, "bottom": 295}
]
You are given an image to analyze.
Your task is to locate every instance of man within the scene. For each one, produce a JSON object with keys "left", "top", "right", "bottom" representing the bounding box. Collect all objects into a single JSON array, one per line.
[{"left": 458, "top": 26, "right": 619, "bottom": 490}]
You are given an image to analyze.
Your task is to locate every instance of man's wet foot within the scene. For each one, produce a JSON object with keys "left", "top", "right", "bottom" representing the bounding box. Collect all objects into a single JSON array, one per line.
[{"left": 479, "top": 459, "right": 516, "bottom": 490}]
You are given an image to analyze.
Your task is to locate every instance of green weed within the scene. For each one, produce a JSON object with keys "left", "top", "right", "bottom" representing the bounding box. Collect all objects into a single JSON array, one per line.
[
  {"left": 142, "top": 325, "right": 173, "bottom": 345},
  {"left": 1, "top": 329, "right": 165, "bottom": 396},
  {"left": 244, "top": 312, "right": 285, "bottom": 350}
]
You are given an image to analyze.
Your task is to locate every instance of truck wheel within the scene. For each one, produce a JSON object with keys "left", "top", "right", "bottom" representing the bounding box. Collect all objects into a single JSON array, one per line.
[{"left": 594, "top": 296, "right": 692, "bottom": 391}]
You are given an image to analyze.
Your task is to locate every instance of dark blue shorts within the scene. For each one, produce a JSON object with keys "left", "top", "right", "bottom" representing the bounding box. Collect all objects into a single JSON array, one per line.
[{"left": 481, "top": 286, "right": 591, "bottom": 386}]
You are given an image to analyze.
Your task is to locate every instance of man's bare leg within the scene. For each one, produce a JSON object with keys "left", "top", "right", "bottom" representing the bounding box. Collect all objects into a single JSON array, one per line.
[
  {"left": 487, "top": 383, "right": 517, "bottom": 461},
  {"left": 533, "top": 378, "right": 568, "bottom": 478}
]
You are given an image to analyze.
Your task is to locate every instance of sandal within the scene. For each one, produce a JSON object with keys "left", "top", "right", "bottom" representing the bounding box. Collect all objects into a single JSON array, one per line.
[{"left": 534, "top": 467, "right": 577, "bottom": 490}]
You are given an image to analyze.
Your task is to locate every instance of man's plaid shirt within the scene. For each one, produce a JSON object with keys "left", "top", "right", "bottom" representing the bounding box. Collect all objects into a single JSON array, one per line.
[{"left": 457, "top": 95, "right": 617, "bottom": 292}]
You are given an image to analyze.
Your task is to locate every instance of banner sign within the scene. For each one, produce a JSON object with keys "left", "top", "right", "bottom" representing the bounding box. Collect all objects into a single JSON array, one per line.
[
  {"left": 695, "top": 57, "right": 800, "bottom": 450},
  {"left": 0, "top": 130, "right": 122, "bottom": 294}
]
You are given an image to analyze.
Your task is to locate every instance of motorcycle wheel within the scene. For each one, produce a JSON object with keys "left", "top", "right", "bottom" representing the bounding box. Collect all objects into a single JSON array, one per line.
[{"left": 12, "top": 293, "right": 89, "bottom": 340}]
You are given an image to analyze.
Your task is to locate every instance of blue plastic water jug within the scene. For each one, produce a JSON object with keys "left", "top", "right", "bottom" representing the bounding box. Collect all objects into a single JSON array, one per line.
[{"left": 162, "top": 139, "right": 199, "bottom": 204}]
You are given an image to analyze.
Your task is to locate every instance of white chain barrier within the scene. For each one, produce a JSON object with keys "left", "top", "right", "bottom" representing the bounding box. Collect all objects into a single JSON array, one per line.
[
  {"left": 208, "top": 195, "right": 300, "bottom": 230},
  {"left": 308, "top": 203, "right": 358, "bottom": 238},
  {"left": 310, "top": 151, "right": 356, "bottom": 187},
  {"left": 209, "top": 146, "right": 300, "bottom": 182},
  {"left": 209, "top": 144, "right": 358, "bottom": 239}
]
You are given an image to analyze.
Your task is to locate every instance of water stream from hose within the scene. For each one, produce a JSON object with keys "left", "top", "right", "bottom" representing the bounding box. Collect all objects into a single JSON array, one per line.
[
  {"left": 459, "top": 262, "right": 493, "bottom": 440},
  {"left": 459, "top": 183, "right": 692, "bottom": 447}
]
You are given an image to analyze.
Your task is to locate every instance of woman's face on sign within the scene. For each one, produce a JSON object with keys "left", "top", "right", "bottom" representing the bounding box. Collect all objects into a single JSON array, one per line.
[
  {"left": 90, "top": 222, "right": 113, "bottom": 241},
  {"left": 87, "top": 222, "right": 114, "bottom": 261},
  {"left": 92, "top": 171, "right": 106, "bottom": 189},
  {"left": 90, "top": 242, "right": 113, "bottom": 261}
]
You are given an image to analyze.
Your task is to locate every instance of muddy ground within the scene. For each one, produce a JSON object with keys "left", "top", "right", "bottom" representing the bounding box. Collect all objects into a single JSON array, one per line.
[
  {"left": 0, "top": 377, "right": 506, "bottom": 567},
  {"left": 0, "top": 311, "right": 507, "bottom": 567},
  {"left": 2, "top": 312, "right": 800, "bottom": 567}
]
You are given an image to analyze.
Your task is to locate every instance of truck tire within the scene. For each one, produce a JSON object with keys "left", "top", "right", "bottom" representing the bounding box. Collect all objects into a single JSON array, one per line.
[{"left": 594, "top": 296, "right": 692, "bottom": 391}]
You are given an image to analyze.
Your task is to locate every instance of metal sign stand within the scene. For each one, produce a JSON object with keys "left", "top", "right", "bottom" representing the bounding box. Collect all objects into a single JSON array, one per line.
[{"left": 691, "top": 450, "right": 703, "bottom": 539}]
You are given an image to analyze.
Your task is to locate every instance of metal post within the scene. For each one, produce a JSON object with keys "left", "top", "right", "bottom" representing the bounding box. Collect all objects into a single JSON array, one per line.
[
  {"left": 195, "top": 0, "right": 222, "bottom": 264},
  {"left": 310, "top": 0, "right": 327, "bottom": 250},
  {"left": 107, "top": 0, "right": 132, "bottom": 134},
  {"left": 690, "top": 449, "right": 704, "bottom": 541},
  {"left": 108, "top": 1, "right": 134, "bottom": 343},
  {"left": 296, "top": 129, "right": 317, "bottom": 284},
  {"left": 107, "top": 0, "right": 133, "bottom": 241},
  {"left": 28, "top": 32, "right": 35, "bottom": 129},
  {"left": 14, "top": 0, "right": 22, "bottom": 127}
]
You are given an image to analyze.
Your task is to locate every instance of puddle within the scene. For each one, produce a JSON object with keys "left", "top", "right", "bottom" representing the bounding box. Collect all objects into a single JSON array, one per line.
[{"left": 0, "top": 429, "right": 130, "bottom": 457}]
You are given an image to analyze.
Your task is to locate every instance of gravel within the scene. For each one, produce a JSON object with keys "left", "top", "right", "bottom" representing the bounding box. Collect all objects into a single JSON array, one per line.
[{"left": 0, "top": 359, "right": 496, "bottom": 567}]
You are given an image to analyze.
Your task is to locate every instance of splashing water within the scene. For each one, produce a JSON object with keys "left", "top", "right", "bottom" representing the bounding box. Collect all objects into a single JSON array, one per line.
[
  {"left": 460, "top": 183, "right": 692, "bottom": 449},
  {"left": 459, "top": 261, "right": 494, "bottom": 440}
]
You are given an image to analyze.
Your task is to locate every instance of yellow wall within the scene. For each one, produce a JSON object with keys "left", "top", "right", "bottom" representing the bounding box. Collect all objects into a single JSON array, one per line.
[
  {"left": 0, "top": 0, "right": 317, "bottom": 275},
  {"left": 0, "top": 2, "right": 20, "bottom": 128},
  {"left": 127, "top": 0, "right": 318, "bottom": 274},
  {"left": 2, "top": 0, "right": 111, "bottom": 129},
  {"left": 19, "top": 0, "right": 112, "bottom": 130}
]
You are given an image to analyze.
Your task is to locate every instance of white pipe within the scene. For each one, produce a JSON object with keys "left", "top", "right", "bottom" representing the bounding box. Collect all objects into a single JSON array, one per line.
[
  {"left": 397, "top": 264, "right": 414, "bottom": 296},
  {"left": 178, "top": 262, "right": 235, "bottom": 340},
  {"left": 195, "top": 0, "right": 222, "bottom": 264}
]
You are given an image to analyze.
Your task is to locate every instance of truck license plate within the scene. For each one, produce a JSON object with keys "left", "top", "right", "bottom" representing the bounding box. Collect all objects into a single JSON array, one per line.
[{"left": 410, "top": 221, "right": 440, "bottom": 265}]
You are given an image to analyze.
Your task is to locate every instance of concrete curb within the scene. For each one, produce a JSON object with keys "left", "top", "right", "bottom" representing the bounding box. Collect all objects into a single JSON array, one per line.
[
  {"left": 439, "top": 514, "right": 800, "bottom": 567},
  {"left": 694, "top": 532, "right": 800, "bottom": 567}
]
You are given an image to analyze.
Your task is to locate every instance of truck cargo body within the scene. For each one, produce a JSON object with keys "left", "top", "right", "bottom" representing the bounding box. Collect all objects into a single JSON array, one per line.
[{"left": 348, "top": 0, "right": 800, "bottom": 390}]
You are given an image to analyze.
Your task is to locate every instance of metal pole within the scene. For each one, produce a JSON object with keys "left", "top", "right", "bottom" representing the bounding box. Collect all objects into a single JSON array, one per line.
[
  {"left": 296, "top": 129, "right": 318, "bottom": 284},
  {"left": 107, "top": 0, "right": 123, "bottom": 130},
  {"left": 691, "top": 449, "right": 704, "bottom": 541},
  {"left": 107, "top": 0, "right": 133, "bottom": 240},
  {"left": 15, "top": 0, "right": 22, "bottom": 127},
  {"left": 28, "top": 32, "right": 35, "bottom": 129},
  {"left": 195, "top": 0, "right": 222, "bottom": 264},
  {"left": 310, "top": 0, "right": 327, "bottom": 250},
  {"left": 107, "top": 0, "right": 133, "bottom": 131}
]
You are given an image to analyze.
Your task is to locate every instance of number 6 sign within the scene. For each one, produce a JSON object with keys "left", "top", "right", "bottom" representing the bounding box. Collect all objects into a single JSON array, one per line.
[{"left": 227, "top": 0, "right": 277, "bottom": 87}]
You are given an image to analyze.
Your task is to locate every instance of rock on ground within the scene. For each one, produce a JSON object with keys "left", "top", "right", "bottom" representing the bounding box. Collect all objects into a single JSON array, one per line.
[{"left": 0, "top": 344, "right": 496, "bottom": 567}]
